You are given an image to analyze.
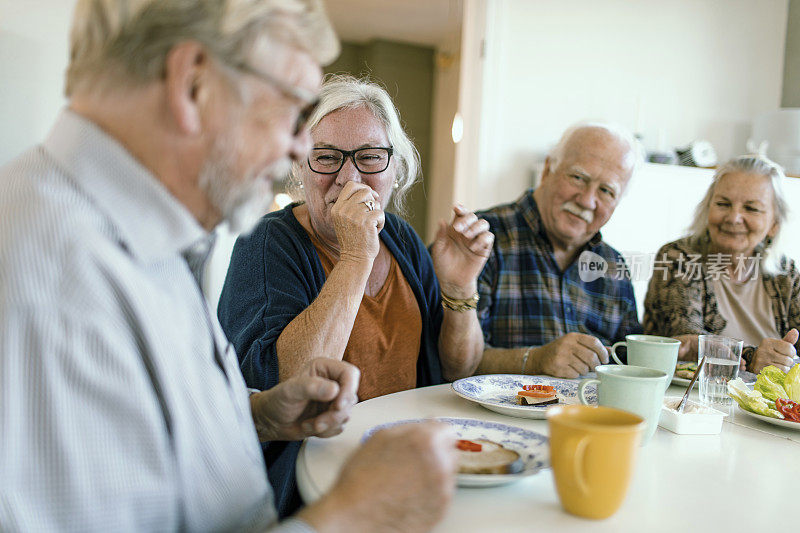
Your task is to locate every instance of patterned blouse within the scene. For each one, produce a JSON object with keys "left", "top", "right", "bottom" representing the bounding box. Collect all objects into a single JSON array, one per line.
[{"left": 643, "top": 236, "right": 800, "bottom": 369}]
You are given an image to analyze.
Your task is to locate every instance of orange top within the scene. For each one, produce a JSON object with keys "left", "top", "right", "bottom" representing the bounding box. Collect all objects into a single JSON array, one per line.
[{"left": 308, "top": 232, "right": 421, "bottom": 401}]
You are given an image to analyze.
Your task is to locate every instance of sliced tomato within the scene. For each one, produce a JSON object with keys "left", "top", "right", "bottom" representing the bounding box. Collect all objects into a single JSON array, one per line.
[
  {"left": 518, "top": 389, "right": 556, "bottom": 399},
  {"left": 456, "top": 439, "right": 482, "bottom": 452},
  {"left": 522, "top": 384, "right": 556, "bottom": 393},
  {"left": 775, "top": 398, "right": 800, "bottom": 422}
]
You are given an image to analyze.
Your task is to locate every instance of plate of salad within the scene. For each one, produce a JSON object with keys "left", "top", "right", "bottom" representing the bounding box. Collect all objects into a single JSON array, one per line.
[
  {"left": 736, "top": 404, "right": 800, "bottom": 430},
  {"left": 727, "top": 363, "right": 800, "bottom": 429}
]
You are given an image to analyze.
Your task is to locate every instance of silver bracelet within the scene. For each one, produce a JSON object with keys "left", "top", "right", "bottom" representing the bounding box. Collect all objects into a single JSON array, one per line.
[{"left": 520, "top": 346, "right": 534, "bottom": 374}]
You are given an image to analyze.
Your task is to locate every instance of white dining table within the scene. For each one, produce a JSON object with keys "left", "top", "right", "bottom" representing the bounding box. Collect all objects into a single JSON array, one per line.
[{"left": 297, "top": 381, "right": 799, "bottom": 532}]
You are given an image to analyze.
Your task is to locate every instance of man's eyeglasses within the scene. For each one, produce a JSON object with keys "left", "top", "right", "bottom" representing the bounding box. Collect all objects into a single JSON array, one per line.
[
  {"left": 308, "top": 147, "right": 394, "bottom": 174},
  {"left": 234, "top": 62, "right": 319, "bottom": 136}
]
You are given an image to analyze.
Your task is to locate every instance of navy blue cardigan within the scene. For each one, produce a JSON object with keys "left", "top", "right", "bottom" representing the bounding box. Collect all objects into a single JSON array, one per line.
[{"left": 217, "top": 205, "right": 446, "bottom": 516}]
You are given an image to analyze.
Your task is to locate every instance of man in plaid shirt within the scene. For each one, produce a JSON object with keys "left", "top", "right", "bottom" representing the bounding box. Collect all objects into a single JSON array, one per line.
[{"left": 474, "top": 123, "right": 642, "bottom": 378}]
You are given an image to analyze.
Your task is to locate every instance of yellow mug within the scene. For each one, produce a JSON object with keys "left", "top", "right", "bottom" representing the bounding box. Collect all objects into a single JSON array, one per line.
[{"left": 546, "top": 404, "right": 645, "bottom": 519}]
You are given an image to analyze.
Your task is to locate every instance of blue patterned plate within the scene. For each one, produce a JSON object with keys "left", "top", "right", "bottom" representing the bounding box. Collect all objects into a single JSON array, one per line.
[
  {"left": 451, "top": 374, "right": 597, "bottom": 419},
  {"left": 362, "top": 417, "right": 549, "bottom": 487}
]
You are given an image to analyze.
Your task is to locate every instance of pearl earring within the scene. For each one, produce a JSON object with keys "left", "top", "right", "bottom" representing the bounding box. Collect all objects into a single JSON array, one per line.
[
  {"left": 298, "top": 181, "right": 303, "bottom": 189},
  {"left": 393, "top": 181, "right": 399, "bottom": 190}
]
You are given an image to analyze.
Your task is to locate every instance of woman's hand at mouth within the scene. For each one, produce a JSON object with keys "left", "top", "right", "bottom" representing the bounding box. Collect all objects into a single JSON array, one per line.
[{"left": 330, "top": 181, "right": 384, "bottom": 264}]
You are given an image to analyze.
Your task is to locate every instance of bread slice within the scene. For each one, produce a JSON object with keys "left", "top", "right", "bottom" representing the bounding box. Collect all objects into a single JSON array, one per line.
[{"left": 457, "top": 439, "right": 523, "bottom": 475}]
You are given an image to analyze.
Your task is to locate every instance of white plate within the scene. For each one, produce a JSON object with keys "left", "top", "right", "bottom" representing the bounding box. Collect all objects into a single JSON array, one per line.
[
  {"left": 672, "top": 369, "right": 756, "bottom": 387},
  {"left": 362, "top": 417, "right": 549, "bottom": 487},
  {"left": 672, "top": 375, "right": 692, "bottom": 387},
  {"left": 737, "top": 405, "right": 800, "bottom": 431},
  {"left": 451, "top": 374, "right": 596, "bottom": 419},
  {"left": 739, "top": 369, "right": 758, "bottom": 384}
]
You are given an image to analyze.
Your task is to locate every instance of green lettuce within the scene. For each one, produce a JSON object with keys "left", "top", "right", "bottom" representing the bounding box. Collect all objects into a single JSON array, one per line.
[
  {"left": 784, "top": 363, "right": 800, "bottom": 402},
  {"left": 760, "top": 365, "right": 787, "bottom": 387},
  {"left": 727, "top": 378, "right": 783, "bottom": 419},
  {"left": 754, "top": 366, "right": 789, "bottom": 402}
]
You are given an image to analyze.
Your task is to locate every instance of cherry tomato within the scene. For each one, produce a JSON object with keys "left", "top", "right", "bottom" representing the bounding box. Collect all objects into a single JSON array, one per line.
[
  {"left": 775, "top": 398, "right": 800, "bottom": 423},
  {"left": 522, "top": 384, "right": 555, "bottom": 393}
]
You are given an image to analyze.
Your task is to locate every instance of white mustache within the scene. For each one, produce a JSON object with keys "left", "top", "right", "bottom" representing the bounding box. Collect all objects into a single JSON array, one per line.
[{"left": 562, "top": 202, "right": 593, "bottom": 224}]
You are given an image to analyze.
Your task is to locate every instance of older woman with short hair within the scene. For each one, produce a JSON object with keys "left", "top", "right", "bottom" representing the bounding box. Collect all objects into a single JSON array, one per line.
[
  {"left": 644, "top": 155, "right": 799, "bottom": 374},
  {"left": 218, "top": 74, "right": 492, "bottom": 515}
]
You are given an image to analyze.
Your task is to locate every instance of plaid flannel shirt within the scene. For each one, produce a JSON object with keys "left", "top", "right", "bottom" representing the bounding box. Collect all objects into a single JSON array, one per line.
[{"left": 476, "top": 189, "right": 642, "bottom": 348}]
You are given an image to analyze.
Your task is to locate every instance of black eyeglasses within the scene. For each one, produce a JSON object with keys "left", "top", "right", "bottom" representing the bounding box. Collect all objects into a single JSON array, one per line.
[
  {"left": 308, "top": 147, "right": 394, "bottom": 174},
  {"left": 234, "top": 62, "right": 319, "bottom": 135}
]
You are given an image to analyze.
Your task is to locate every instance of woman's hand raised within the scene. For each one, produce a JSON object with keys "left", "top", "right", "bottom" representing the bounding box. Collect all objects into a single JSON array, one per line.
[{"left": 430, "top": 204, "right": 494, "bottom": 299}]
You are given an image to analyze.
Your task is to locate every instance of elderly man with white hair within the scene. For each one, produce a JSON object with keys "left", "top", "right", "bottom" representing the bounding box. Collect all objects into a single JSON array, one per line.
[
  {"left": 0, "top": 1, "right": 457, "bottom": 531},
  {"left": 474, "top": 123, "right": 643, "bottom": 379}
]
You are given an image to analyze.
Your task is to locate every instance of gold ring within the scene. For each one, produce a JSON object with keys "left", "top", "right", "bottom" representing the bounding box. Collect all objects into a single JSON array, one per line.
[{"left": 363, "top": 200, "right": 375, "bottom": 211}]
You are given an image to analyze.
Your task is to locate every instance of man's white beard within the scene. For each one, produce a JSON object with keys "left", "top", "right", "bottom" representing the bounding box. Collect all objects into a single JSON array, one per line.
[{"left": 199, "top": 141, "right": 292, "bottom": 235}]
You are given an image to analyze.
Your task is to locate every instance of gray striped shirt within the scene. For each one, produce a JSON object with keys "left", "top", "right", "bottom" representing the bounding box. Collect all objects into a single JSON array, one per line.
[{"left": 0, "top": 110, "right": 313, "bottom": 533}]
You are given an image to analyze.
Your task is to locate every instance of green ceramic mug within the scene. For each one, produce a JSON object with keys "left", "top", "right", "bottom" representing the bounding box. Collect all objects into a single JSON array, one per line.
[
  {"left": 579, "top": 364, "right": 669, "bottom": 444},
  {"left": 610, "top": 334, "right": 680, "bottom": 389}
]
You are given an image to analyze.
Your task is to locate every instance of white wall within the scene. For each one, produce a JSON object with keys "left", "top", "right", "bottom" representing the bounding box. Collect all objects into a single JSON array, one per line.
[
  {"left": 0, "top": 0, "right": 77, "bottom": 165},
  {"left": 473, "top": 0, "right": 788, "bottom": 211},
  {"left": 452, "top": 0, "right": 489, "bottom": 214},
  {"left": 782, "top": 0, "right": 800, "bottom": 106},
  {"left": 4, "top": 0, "right": 798, "bottom": 318},
  {"left": 426, "top": 30, "right": 462, "bottom": 240}
]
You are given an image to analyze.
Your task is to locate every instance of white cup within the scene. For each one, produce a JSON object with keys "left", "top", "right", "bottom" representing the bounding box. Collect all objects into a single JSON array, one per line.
[
  {"left": 610, "top": 334, "right": 680, "bottom": 390},
  {"left": 578, "top": 365, "right": 669, "bottom": 445}
]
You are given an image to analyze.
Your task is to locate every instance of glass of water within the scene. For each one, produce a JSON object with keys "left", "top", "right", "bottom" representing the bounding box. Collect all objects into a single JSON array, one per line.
[{"left": 697, "top": 335, "right": 743, "bottom": 405}]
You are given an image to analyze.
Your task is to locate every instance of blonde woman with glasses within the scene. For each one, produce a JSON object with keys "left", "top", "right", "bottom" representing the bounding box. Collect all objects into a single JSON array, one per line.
[{"left": 218, "top": 74, "right": 493, "bottom": 515}]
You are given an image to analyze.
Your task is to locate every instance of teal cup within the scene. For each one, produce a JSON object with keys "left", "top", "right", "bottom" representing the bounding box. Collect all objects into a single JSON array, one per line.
[
  {"left": 579, "top": 365, "right": 669, "bottom": 445},
  {"left": 610, "top": 334, "right": 680, "bottom": 390}
]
